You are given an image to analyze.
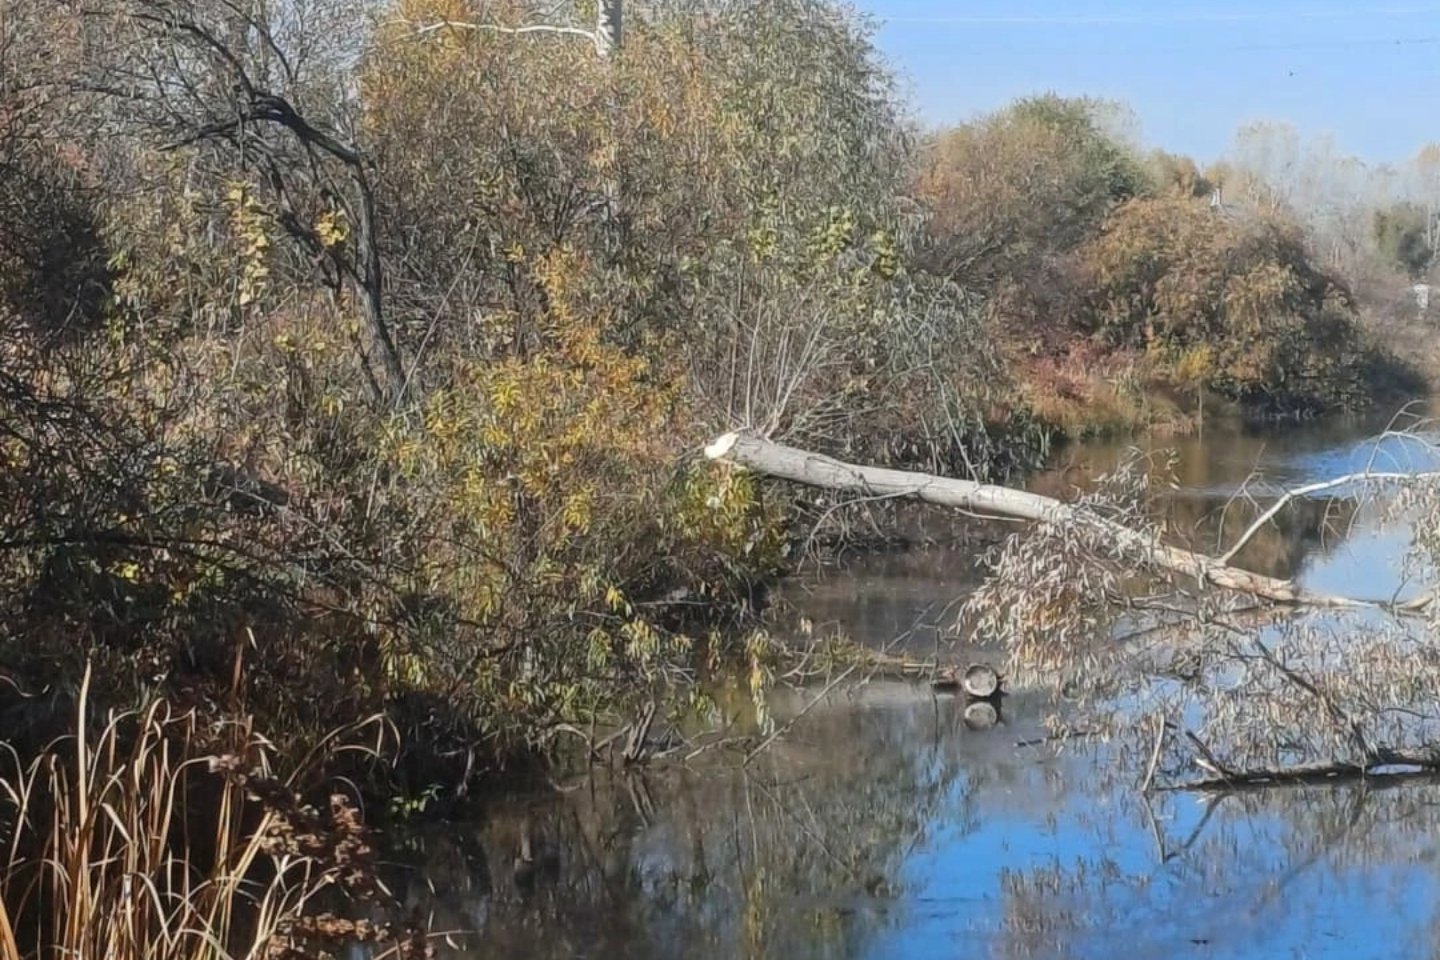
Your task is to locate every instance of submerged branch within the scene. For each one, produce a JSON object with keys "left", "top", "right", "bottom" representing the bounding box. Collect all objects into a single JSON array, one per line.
[{"left": 1169, "top": 749, "right": 1440, "bottom": 791}]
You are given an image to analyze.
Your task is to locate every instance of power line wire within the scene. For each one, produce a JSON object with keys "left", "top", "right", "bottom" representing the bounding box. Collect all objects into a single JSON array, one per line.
[
  {"left": 879, "top": 5, "right": 1440, "bottom": 26},
  {"left": 875, "top": 33, "right": 1440, "bottom": 57},
  {"left": 1224, "top": 34, "right": 1440, "bottom": 51}
]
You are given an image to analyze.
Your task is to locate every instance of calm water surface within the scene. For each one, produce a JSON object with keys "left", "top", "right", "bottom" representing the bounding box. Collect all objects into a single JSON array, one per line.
[{"left": 391, "top": 408, "right": 1440, "bottom": 960}]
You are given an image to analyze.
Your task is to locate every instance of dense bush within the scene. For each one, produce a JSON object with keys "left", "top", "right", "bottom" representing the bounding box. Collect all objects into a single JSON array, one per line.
[
  {"left": 917, "top": 95, "right": 1151, "bottom": 285},
  {"left": 0, "top": 0, "right": 1003, "bottom": 779},
  {"left": 918, "top": 95, "right": 1418, "bottom": 427},
  {"left": 1078, "top": 195, "right": 1410, "bottom": 413}
]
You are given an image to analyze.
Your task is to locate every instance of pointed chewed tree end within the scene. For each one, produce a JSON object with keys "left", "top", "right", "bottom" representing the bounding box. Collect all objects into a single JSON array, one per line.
[{"left": 703, "top": 432, "right": 740, "bottom": 461}]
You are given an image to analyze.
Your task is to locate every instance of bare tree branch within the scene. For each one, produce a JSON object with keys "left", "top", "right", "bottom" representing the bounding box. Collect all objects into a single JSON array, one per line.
[
  {"left": 385, "top": 18, "right": 598, "bottom": 44},
  {"left": 1219, "top": 470, "right": 1439, "bottom": 564}
]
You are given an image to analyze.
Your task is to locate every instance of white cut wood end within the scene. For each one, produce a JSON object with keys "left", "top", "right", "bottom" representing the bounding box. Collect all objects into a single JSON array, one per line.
[{"left": 704, "top": 432, "right": 740, "bottom": 460}]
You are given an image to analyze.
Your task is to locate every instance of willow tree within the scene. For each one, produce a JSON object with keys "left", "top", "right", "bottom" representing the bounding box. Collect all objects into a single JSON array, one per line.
[
  {"left": 706, "top": 424, "right": 1440, "bottom": 789},
  {"left": 66, "top": 0, "right": 408, "bottom": 403},
  {"left": 361, "top": 0, "right": 997, "bottom": 472}
]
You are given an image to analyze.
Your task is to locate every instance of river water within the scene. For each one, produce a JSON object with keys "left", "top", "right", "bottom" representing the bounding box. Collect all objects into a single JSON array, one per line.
[{"left": 388, "top": 407, "right": 1440, "bottom": 960}]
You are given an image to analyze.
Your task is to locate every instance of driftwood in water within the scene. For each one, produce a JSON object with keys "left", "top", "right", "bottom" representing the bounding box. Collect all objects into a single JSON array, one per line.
[
  {"left": 961, "top": 663, "right": 1001, "bottom": 697},
  {"left": 704, "top": 431, "right": 1432, "bottom": 614}
]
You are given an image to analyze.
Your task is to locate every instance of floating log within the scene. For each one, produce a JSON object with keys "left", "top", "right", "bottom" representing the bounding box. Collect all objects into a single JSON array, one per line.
[
  {"left": 931, "top": 662, "right": 1002, "bottom": 698},
  {"left": 962, "top": 663, "right": 1001, "bottom": 698}
]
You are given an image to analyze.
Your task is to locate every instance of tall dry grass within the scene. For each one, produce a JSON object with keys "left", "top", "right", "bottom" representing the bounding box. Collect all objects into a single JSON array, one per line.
[{"left": 0, "top": 665, "right": 428, "bottom": 960}]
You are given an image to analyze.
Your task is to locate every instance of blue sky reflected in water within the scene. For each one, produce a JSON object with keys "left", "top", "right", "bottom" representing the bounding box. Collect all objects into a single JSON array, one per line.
[
  {"left": 873, "top": 764, "right": 1440, "bottom": 959},
  {"left": 854, "top": 415, "right": 1440, "bottom": 959}
]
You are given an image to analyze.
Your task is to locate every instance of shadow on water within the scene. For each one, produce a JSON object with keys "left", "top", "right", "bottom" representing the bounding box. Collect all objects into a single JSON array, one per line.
[{"left": 392, "top": 406, "right": 1440, "bottom": 959}]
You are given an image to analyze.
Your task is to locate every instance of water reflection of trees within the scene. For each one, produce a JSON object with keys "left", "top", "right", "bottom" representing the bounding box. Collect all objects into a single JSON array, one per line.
[
  {"left": 995, "top": 780, "right": 1440, "bottom": 960},
  {"left": 381, "top": 666, "right": 1440, "bottom": 960},
  {"left": 1164, "top": 490, "right": 1360, "bottom": 580},
  {"left": 792, "top": 421, "right": 1410, "bottom": 649},
  {"left": 1032, "top": 448, "right": 1366, "bottom": 582},
  {"left": 384, "top": 688, "right": 1065, "bottom": 959}
]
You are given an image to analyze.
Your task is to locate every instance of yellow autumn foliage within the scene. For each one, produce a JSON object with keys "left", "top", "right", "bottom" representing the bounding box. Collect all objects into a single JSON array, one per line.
[
  {"left": 368, "top": 247, "right": 786, "bottom": 743},
  {"left": 1079, "top": 194, "right": 1385, "bottom": 412},
  {"left": 1, "top": 0, "right": 1426, "bottom": 803}
]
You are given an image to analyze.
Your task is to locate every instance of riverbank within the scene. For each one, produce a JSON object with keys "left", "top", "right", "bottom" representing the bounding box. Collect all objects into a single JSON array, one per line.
[
  {"left": 1010, "top": 332, "right": 1430, "bottom": 442},
  {"left": 4, "top": 4, "right": 1430, "bottom": 820},
  {"left": 3, "top": 389, "right": 1432, "bottom": 958},
  {"left": 364, "top": 407, "right": 1440, "bottom": 959}
]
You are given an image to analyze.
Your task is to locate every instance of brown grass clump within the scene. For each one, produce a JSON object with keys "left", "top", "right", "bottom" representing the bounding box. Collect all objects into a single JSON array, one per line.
[{"left": 0, "top": 665, "right": 431, "bottom": 960}]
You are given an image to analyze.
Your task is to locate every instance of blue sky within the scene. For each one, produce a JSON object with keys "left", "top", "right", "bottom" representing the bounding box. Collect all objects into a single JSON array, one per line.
[{"left": 857, "top": 1, "right": 1440, "bottom": 165}]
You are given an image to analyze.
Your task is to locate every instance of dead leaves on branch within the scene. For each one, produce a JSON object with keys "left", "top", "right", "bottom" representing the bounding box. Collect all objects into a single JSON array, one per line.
[{"left": 966, "top": 430, "right": 1440, "bottom": 792}]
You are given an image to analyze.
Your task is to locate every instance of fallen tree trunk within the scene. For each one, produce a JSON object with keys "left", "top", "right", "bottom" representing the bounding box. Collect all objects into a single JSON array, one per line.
[{"left": 703, "top": 431, "right": 1431, "bottom": 614}]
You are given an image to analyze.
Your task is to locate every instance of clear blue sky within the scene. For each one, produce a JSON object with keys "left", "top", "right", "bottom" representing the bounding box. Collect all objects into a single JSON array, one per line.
[{"left": 858, "top": 1, "right": 1440, "bottom": 165}]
